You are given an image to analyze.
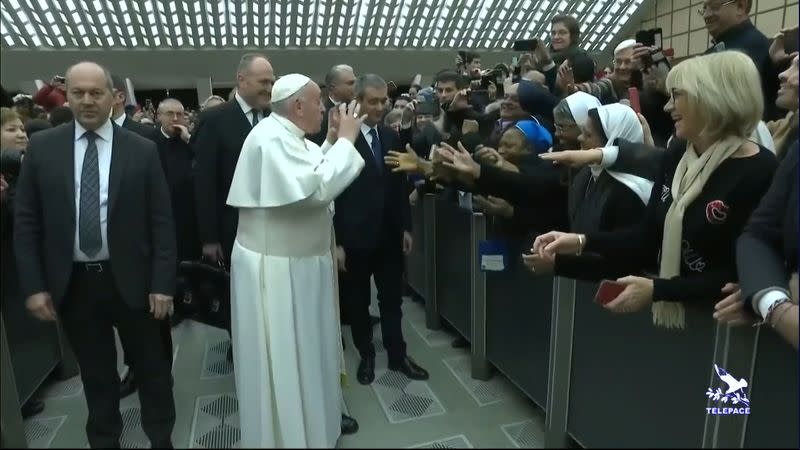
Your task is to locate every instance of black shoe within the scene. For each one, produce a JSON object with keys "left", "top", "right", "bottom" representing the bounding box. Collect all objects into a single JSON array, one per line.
[
  {"left": 341, "top": 414, "right": 359, "bottom": 435},
  {"left": 388, "top": 356, "right": 429, "bottom": 380},
  {"left": 120, "top": 370, "right": 137, "bottom": 398},
  {"left": 451, "top": 336, "right": 469, "bottom": 348},
  {"left": 21, "top": 398, "right": 44, "bottom": 419},
  {"left": 357, "top": 358, "right": 375, "bottom": 385},
  {"left": 370, "top": 315, "right": 380, "bottom": 327}
]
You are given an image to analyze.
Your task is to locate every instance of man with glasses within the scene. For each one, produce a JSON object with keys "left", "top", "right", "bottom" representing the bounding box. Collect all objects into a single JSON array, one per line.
[{"left": 701, "top": 0, "right": 779, "bottom": 119}]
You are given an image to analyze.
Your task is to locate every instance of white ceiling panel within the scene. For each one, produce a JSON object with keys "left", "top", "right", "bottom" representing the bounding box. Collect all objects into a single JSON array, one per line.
[{"left": 0, "top": 0, "right": 645, "bottom": 53}]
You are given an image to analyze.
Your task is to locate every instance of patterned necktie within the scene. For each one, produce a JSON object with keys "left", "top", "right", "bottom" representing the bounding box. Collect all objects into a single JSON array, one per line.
[
  {"left": 251, "top": 110, "right": 259, "bottom": 127},
  {"left": 369, "top": 128, "right": 382, "bottom": 173},
  {"left": 79, "top": 131, "right": 102, "bottom": 257}
]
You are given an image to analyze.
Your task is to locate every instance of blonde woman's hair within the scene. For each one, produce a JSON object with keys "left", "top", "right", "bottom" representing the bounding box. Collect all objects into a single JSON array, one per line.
[{"left": 666, "top": 51, "right": 763, "bottom": 142}]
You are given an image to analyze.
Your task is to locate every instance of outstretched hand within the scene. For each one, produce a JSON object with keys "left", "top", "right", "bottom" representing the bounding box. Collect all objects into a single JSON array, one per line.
[
  {"left": 385, "top": 144, "right": 422, "bottom": 173},
  {"left": 438, "top": 141, "right": 480, "bottom": 179},
  {"left": 539, "top": 149, "right": 603, "bottom": 168}
]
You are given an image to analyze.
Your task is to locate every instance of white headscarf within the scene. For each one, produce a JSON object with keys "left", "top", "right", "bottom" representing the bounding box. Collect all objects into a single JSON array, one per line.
[
  {"left": 593, "top": 103, "right": 653, "bottom": 204},
  {"left": 565, "top": 92, "right": 601, "bottom": 129},
  {"left": 614, "top": 39, "right": 637, "bottom": 55}
]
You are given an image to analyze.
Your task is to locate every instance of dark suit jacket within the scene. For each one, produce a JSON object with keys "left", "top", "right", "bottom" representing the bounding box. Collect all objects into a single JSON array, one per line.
[
  {"left": 737, "top": 141, "right": 799, "bottom": 303},
  {"left": 191, "top": 100, "right": 254, "bottom": 261},
  {"left": 121, "top": 116, "right": 159, "bottom": 142},
  {"left": 308, "top": 96, "right": 336, "bottom": 146},
  {"left": 13, "top": 122, "right": 177, "bottom": 309},
  {"left": 334, "top": 125, "right": 411, "bottom": 251}
]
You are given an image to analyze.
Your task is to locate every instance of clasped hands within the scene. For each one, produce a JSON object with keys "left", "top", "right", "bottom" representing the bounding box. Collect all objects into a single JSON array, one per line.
[{"left": 524, "top": 231, "right": 654, "bottom": 314}]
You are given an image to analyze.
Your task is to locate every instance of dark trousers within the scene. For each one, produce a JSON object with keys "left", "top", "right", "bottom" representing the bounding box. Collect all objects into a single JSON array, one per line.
[
  {"left": 60, "top": 262, "right": 175, "bottom": 448},
  {"left": 341, "top": 234, "right": 406, "bottom": 364},
  {"left": 123, "top": 318, "right": 172, "bottom": 370}
]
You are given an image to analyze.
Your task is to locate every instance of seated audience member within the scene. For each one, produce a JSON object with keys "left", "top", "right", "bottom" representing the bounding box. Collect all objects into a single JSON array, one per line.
[{"left": 533, "top": 51, "right": 777, "bottom": 329}]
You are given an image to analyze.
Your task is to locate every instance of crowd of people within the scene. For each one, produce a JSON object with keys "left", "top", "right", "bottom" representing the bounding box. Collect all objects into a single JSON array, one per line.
[{"left": 0, "top": 1, "right": 798, "bottom": 448}]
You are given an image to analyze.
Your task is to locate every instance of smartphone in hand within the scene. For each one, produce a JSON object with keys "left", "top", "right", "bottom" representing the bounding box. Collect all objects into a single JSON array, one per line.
[{"left": 594, "top": 280, "right": 626, "bottom": 305}]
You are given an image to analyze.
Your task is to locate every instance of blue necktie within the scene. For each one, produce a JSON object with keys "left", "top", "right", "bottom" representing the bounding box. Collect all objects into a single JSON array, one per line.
[{"left": 368, "top": 128, "right": 382, "bottom": 173}]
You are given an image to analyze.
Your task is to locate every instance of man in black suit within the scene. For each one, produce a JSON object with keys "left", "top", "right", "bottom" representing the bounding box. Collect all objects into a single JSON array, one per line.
[
  {"left": 193, "top": 53, "right": 273, "bottom": 266},
  {"left": 13, "top": 62, "right": 176, "bottom": 448},
  {"left": 335, "top": 74, "right": 429, "bottom": 385},
  {"left": 192, "top": 54, "right": 273, "bottom": 358},
  {"left": 109, "top": 74, "right": 175, "bottom": 399},
  {"left": 111, "top": 75, "right": 159, "bottom": 142},
  {"left": 724, "top": 141, "right": 798, "bottom": 348},
  {"left": 309, "top": 64, "right": 356, "bottom": 145}
]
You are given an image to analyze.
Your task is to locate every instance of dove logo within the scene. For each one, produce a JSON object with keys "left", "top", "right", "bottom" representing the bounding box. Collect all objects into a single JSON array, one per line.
[{"left": 705, "top": 364, "right": 751, "bottom": 415}]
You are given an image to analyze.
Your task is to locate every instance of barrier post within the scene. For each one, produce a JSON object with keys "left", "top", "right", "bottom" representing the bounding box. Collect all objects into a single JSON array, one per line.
[
  {"left": 544, "top": 276, "right": 577, "bottom": 449},
  {"left": 423, "top": 194, "right": 440, "bottom": 330},
  {"left": 470, "top": 213, "right": 490, "bottom": 380},
  {"left": 0, "top": 314, "right": 27, "bottom": 448}
]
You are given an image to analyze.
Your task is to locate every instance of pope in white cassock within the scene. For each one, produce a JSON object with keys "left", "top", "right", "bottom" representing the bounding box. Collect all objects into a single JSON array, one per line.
[{"left": 225, "top": 73, "right": 367, "bottom": 448}]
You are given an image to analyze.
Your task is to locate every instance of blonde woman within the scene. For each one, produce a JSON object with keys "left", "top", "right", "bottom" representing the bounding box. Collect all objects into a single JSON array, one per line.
[{"left": 533, "top": 51, "right": 777, "bottom": 329}]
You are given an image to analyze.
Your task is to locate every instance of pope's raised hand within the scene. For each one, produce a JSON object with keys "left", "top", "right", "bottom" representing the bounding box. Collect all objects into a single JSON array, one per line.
[{"left": 338, "top": 101, "right": 367, "bottom": 143}]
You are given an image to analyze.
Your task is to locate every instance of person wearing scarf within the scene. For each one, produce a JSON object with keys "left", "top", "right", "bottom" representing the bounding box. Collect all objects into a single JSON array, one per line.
[{"left": 534, "top": 51, "right": 777, "bottom": 329}]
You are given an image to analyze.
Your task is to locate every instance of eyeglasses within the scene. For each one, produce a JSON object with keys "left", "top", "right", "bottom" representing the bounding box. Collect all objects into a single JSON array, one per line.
[{"left": 697, "top": 0, "right": 736, "bottom": 16}]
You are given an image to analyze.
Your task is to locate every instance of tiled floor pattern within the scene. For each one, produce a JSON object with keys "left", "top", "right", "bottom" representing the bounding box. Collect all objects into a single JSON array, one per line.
[{"left": 21, "top": 293, "right": 545, "bottom": 448}]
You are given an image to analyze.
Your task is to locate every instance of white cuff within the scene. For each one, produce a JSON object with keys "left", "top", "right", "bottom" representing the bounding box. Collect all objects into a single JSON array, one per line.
[
  {"left": 541, "top": 61, "right": 556, "bottom": 72},
  {"left": 754, "top": 288, "right": 791, "bottom": 319},
  {"left": 600, "top": 146, "right": 619, "bottom": 168}
]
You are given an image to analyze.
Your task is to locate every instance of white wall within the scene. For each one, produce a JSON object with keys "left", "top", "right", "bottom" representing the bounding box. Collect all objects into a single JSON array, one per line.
[{"left": 636, "top": 0, "right": 798, "bottom": 58}]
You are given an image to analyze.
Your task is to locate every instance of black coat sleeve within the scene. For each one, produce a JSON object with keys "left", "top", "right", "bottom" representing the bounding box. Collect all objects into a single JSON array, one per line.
[
  {"left": 146, "top": 141, "right": 178, "bottom": 296},
  {"left": 474, "top": 161, "right": 564, "bottom": 204},
  {"left": 12, "top": 136, "right": 47, "bottom": 298},
  {"left": 191, "top": 111, "right": 220, "bottom": 244},
  {"left": 737, "top": 142, "right": 798, "bottom": 303}
]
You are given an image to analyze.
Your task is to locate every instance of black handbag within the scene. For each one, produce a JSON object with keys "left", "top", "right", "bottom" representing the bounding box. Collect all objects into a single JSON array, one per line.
[{"left": 176, "top": 260, "right": 231, "bottom": 331}]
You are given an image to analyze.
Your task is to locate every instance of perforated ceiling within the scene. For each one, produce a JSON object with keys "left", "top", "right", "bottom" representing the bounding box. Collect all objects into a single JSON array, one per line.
[{"left": 0, "top": 0, "right": 644, "bottom": 53}]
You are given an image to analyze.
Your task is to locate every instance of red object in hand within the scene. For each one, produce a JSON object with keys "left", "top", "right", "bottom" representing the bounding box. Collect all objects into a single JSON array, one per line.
[
  {"left": 628, "top": 87, "right": 641, "bottom": 114},
  {"left": 594, "top": 280, "right": 627, "bottom": 305}
]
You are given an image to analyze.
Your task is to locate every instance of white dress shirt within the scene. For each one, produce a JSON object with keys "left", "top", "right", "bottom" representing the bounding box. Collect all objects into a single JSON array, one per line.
[
  {"left": 112, "top": 111, "right": 126, "bottom": 127},
  {"left": 73, "top": 119, "right": 113, "bottom": 262},
  {"left": 360, "top": 123, "right": 378, "bottom": 146},
  {"left": 235, "top": 92, "right": 263, "bottom": 125}
]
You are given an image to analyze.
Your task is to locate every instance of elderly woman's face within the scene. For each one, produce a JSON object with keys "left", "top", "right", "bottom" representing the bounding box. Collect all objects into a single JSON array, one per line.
[
  {"left": 664, "top": 89, "right": 700, "bottom": 141},
  {"left": 555, "top": 117, "right": 581, "bottom": 149},
  {"left": 578, "top": 117, "right": 605, "bottom": 150},
  {"left": 498, "top": 128, "right": 529, "bottom": 162}
]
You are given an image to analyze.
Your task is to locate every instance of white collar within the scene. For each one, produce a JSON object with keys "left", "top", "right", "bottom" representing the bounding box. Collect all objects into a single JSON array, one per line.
[
  {"left": 271, "top": 113, "right": 305, "bottom": 138},
  {"left": 361, "top": 123, "right": 378, "bottom": 136},
  {"left": 160, "top": 127, "right": 172, "bottom": 139},
  {"left": 329, "top": 96, "right": 341, "bottom": 106},
  {"left": 235, "top": 91, "right": 257, "bottom": 115},
  {"left": 74, "top": 118, "right": 113, "bottom": 143},
  {"left": 112, "top": 111, "right": 126, "bottom": 127}
]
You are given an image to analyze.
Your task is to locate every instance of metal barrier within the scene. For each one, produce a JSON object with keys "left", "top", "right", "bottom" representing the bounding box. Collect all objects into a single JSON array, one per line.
[
  {"left": 413, "top": 195, "right": 797, "bottom": 449},
  {"left": 406, "top": 190, "right": 427, "bottom": 300},
  {"left": 433, "top": 197, "right": 474, "bottom": 340},
  {"left": 483, "top": 223, "right": 555, "bottom": 404},
  {"left": 743, "top": 328, "right": 798, "bottom": 448}
]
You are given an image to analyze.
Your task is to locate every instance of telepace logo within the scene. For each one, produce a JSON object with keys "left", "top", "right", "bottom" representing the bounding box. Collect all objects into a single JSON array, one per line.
[{"left": 705, "top": 364, "right": 751, "bottom": 415}]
